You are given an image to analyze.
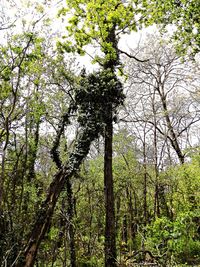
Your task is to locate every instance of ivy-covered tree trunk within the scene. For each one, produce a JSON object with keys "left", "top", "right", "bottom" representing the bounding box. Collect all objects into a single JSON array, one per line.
[
  {"left": 14, "top": 67, "right": 124, "bottom": 267},
  {"left": 15, "top": 123, "right": 102, "bottom": 267},
  {"left": 102, "top": 20, "right": 119, "bottom": 266}
]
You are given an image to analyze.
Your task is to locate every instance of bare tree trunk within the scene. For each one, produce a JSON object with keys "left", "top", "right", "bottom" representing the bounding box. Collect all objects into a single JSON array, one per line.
[
  {"left": 143, "top": 142, "right": 147, "bottom": 227},
  {"left": 104, "top": 118, "right": 117, "bottom": 267},
  {"left": 142, "top": 126, "right": 148, "bottom": 261},
  {"left": 122, "top": 214, "right": 128, "bottom": 244},
  {"left": 152, "top": 93, "right": 160, "bottom": 218},
  {"left": 66, "top": 178, "right": 76, "bottom": 267},
  {"left": 157, "top": 86, "right": 185, "bottom": 164},
  {"left": 127, "top": 188, "right": 137, "bottom": 243}
]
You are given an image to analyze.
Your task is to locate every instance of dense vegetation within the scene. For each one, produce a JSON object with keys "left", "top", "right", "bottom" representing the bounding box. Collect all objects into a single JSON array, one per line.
[{"left": 0, "top": 0, "right": 200, "bottom": 266}]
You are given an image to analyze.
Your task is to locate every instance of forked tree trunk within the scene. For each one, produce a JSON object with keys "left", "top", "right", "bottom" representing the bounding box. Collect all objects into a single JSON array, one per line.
[
  {"left": 157, "top": 87, "right": 185, "bottom": 164},
  {"left": 14, "top": 126, "right": 99, "bottom": 267}
]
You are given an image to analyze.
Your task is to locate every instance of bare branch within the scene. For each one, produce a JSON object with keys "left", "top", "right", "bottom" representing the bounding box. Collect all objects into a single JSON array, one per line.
[{"left": 118, "top": 48, "right": 149, "bottom": 62}]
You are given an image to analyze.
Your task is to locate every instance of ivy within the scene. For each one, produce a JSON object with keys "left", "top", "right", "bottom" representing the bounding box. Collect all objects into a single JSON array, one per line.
[{"left": 74, "top": 69, "right": 124, "bottom": 128}]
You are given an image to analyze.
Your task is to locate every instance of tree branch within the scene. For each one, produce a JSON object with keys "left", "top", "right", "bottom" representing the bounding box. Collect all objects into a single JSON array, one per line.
[
  {"left": 118, "top": 48, "right": 149, "bottom": 62},
  {"left": 50, "top": 108, "right": 72, "bottom": 169}
]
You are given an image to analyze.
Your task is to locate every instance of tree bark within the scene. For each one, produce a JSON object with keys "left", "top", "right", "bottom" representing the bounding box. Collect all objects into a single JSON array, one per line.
[
  {"left": 157, "top": 86, "right": 185, "bottom": 164},
  {"left": 104, "top": 117, "right": 117, "bottom": 267},
  {"left": 66, "top": 178, "right": 76, "bottom": 267}
]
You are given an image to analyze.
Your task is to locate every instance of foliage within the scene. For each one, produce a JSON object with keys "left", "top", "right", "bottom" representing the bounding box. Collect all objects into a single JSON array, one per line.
[
  {"left": 146, "top": 211, "right": 200, "bottom": 265},
  {"left": 59, "top": 0, "right": 140, "bottom": 66},
  {"left": 145, "top": 155, "right": 200, "bottom": 265},
  {"left": 75, "top": 69, "right": 124, "bottom": 127},
  {"left": 143, "top": 0, "right": 200, "bottom": 56}
]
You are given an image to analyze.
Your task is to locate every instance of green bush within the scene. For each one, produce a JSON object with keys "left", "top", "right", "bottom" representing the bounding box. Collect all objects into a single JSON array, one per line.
[{"left": 146, "top": 212, "right": 200, "bottom": 265}]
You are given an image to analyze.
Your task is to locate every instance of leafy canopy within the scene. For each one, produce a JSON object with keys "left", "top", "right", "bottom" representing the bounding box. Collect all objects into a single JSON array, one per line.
[
  {"left": 59, "top": 0, "right": 139, "bottom": 65},
  {"left": 143, "top": 0, "right": 200, "bottom": 56}
]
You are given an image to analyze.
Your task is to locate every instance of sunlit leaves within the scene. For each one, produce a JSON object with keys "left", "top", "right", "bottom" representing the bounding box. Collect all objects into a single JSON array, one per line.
[
  {"left": 59, "top": 0, "right": 138, "bottom": 63},
  {"left": 144, "top": 0, "right": 200, "bottom": 56}
]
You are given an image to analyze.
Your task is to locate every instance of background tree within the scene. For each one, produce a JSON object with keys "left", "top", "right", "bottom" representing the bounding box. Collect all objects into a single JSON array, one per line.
[{"left": 123, "top": 34, "right": 200, "bottom": 165}]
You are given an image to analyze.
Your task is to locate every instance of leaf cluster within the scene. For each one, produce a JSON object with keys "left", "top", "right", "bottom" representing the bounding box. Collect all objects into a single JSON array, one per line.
[{"left": 143, "top": 0, "right": 200, "bottom": 56}]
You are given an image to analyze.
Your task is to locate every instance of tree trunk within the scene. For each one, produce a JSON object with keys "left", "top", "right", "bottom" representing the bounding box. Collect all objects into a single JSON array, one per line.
[
  {"left": 14, "top": 124, "right": 99, "bottom": 267},
  {"left": 157, "top": 86, "right": 185, "bottom": 164},
  {"left": 66, "top": 178, "right": 76, "bottom": 267},
  {"left": 17, "top": 168, "right": 69, "bottom": 267},
  {"left": 27, "top": 120, "right": 40, "bottom": 182},
  {"left": 143, "top": 146, "right": 147, "bottom": 227},
  {"left": 142, "top": 128, "right": 148, "bottom": 261},
  {"left": 104, "top": 118, "right": 117, "bottom": 267},
  {"left": 103, "top": 22, "right": 119, "bottom": 267}
]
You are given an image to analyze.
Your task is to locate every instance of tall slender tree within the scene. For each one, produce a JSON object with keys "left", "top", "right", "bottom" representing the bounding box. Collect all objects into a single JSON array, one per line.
[{"left": 59, "top": 1, "right": 146, "bottom": 265}]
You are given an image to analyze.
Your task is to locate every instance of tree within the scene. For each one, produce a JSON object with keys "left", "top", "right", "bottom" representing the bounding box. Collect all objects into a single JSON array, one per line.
[
  {"left": 0, "top": 23, "right": 79, "bottom": 265},
  {"left": 59, "top": 1, "right": 147, "bottom": 265},
  {"left": 123, "top": 34, "right": 200, "bottom": 165},
  {"left": 0, "top": 31, "right": 53, "bottom": 265},
  {"left": 13, "top": 67, "right": 123, "bottom": 266}
]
